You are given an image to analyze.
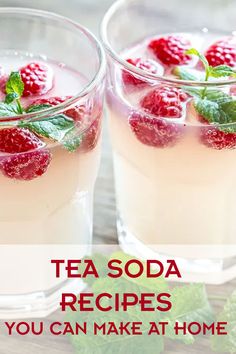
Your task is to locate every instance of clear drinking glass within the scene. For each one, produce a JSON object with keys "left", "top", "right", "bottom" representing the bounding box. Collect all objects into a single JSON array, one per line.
[
  {"left": 0, "top": 8, "right": 105, "bottom": 317},
  {"left": 101, "top": 0, "right": 236, "bottom": 283}
]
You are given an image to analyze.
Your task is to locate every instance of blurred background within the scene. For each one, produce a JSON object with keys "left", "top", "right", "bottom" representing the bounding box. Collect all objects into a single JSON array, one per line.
[{"left": 0, "top": 0, "right": 114, "bottom": 34}]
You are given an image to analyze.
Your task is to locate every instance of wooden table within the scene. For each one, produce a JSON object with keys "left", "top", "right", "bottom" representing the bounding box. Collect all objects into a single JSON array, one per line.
[{"left": 0, "top": 0, "right": 235, "bottom": 353}]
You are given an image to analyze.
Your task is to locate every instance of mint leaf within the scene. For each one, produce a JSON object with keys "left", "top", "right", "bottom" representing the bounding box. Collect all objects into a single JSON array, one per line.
[
  {"left": 194, "top": 92, "right": 236, "bottom": 132},
  {"left": 109, "top": 251, "right": 169, "bottom": 292},
  {"left": 209, "top": 65, "right": 236, "bottom": 78},
  {"left": 5, "top": 71, "right": 24, "bottom": 114},
  {"left": 173, "top": 66, "right": 201, "bottom": 81},
  {"left": 186, "top": 48, "right": 209, "bottom": 74},
  {"left": 194, "top": 98, "right": 227, "bottom": 124},
  {"left": 0, "top": 102, "right": 19, "bottom": 117},
  {"left": 169, "top": 284, "right": 214, "bottom": 323},
  {"left": 26, "top": 104, "right": 52, "bottom": 113},
  {"left": 19, "top": 114, "right": 75, "bottom": 141},
  {"left": 63, "top": 134, "right": 82, "bottom": 152},
  {"left": 6, "top": 72, "right": 24, "bottom": 98},
  {"left": 204, "top": 90, "right": 233, "bottom": 104},
  {"left": 211, "top": 290, "right": 236, "bottom": 353},
  {"left": 164, "top": 319, "right": 194, "bottom": 345},
  {"left": 5, "top": 92, "right": 18, "bottom": 104}
]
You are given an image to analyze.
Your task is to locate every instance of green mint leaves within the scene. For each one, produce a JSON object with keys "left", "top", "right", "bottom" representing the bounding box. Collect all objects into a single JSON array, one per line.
[
  {"left": 67, "top": 251, "right": 234, "bottom": 354},
  {"left": 24, "top": 104, "right": 81, "bottom": 150},
  {"left": 5, "top": 72, "right": 24, "bottom": 99},
  {"left": 19, "top": 114, "right": 75, "bottom": 142},
  {"left": 0, "top": 71, "right": 82, "bottom": 151},
  {"left": 5, "top": 71, "right": 24, "bottom": 113},
  {"left": 174, "top": 48, "right": 236, "bottom": 128},
  {"left": 209, "top": 65, "right": 236, "bottom": 78},
  {"left": 186, "top": 48, "right": 236, "bottom": 81},
  {"left": 172, "top": 66, "right": 201, "bottom": 81},
  {"left": 211, "top": 290, "right": 236, "bottom": 353}
]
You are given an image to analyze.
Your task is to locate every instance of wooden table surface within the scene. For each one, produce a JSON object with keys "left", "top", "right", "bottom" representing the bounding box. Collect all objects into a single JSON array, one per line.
[{"left": 0, "top": 0, "right": 235, "bottom": 353}]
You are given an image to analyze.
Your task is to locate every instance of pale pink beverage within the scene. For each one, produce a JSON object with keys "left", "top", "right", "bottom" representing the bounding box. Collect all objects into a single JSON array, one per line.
[
  {"left": 0, "top": 8, "right": 105, "bottom": 318},
  {"left": 102, "top": 0, "right": 236, "bottom": 283}
]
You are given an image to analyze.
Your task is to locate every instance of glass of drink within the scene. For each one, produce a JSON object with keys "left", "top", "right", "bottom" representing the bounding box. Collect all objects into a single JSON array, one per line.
[
  {"left": 0, "top": 7, "right": 105, "bottom": 317},
  {"left": 101, "top": 0, "right": 236, "bottom": 283}
]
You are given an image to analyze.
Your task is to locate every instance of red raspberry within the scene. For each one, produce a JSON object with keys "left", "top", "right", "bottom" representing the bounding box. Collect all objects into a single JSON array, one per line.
[
  {"left": 1, "top": 150, "right": 51, "bottom": 180},
  {"left": 122, "top": 58, "right": 163, "bottom": 86},
  {"left": 80, "top": 116, "right": 101, "bottom": 152},
  {"left": 129, "top": 112, "right": 182, "bottom": 148},
  {"left": 200, "top": 126, "right": 236, "bottom": 150},
  {"left": 30, "top": 97, "right": 101, "bottom": 152},
  {"left": 205, "top": 38, "right": 236, "bottom": 67},
  {"left": 148, "top": 35, "right": 192, "bottom": 66},
  {"left": 0, "top": 127, "right": 44, "bottom": 153},
  {"left": 20, "top": 62, "right": 54, "bottom": 97},
  {"left": 0, "top": 127, "right": 51, "bottom": 180},
  {"left": 140, "top": 86, "right": 188, "bottom": 118},
  {"left": 129, "top": 86, "right": 188, "bottom": 148}
]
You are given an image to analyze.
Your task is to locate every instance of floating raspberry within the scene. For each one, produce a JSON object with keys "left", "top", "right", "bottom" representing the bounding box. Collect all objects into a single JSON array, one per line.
[
  {"left": 20, "top": 62, "right": 54, "bottom": 96},
  {"left": 205, "top": 38, "right": 236, "bottom": 67},
  {"left": 122, "top": 58, "right": 163, "bottom": 86},
  {"left": 148, "top": 35, "right": 192, "bottom": 66}
]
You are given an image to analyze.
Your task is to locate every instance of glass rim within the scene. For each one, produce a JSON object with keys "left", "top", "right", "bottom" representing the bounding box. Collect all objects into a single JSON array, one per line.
[
  {"left": 100, "top": 0, "right": 236, "bottom": 88},
  {"left": 0, "top": 7, "right": 106, "bottom": 123}
]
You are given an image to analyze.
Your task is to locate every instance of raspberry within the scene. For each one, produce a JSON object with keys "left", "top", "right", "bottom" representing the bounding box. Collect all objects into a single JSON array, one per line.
[
  {"left": 122, "top": 58, "right": 163, "bottom": 86},
  {"left": 20, "top": 62, "right": 54, "bottom": 97},
  {"left": 200, "top": 126, "right": 236, "bottom": 150},
  {"left": 140, "top": 86, "right": 188, "bottom": 118},
  {"left": 0, "top": 128, "right": 44, "bottom": 153},
  {"left": 129, "top": 86, "right": 188, "bottom": 148},
  {"left": 1, "top": 150, "right": 51, "bottom": 180},
  {"left": 30, "top": 97, "right": 101, "bottom": 152},
  {"left": 0, "top": 127, "right": 51, "bottom": 180},
  {"left": 205, "top": 38, "right": 236, "bottom": 67},
  {"left": 148, "top": 35, "right": 192, "bottom": 66},
  {"left": 129, "top": 112, "right": 182, "bottom": 148}
]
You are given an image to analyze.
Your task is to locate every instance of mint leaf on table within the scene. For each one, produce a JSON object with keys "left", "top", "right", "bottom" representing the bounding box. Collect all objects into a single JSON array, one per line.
[
  {"left": 19, "top": 114, "right": 75, "bottom": 141},
  {"left": 169, "top": 284, "right": 214, "bottom": 323},
  {"left": 5, "top": 71, "right": 24, "bottom": 113},
  {"left": 194, "top": 98, "right": 225, "bottom": 124},
  {"left": 66, "top": 252, "right": 215, "bottom": 353},
  {"left": 211, "top": 290, "right": 236, "bottom": 353},
  {"left": 109, "top": 251, "right": 169, "bottom": 292}
]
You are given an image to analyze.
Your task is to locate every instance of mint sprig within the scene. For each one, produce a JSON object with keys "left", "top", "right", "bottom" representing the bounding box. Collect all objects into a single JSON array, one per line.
[
  {"left": 173, "top": 48, "right": 236, "bottom": 130},
  {"left": 186, "top": 48, "right": 236, "bottom": 82},
  {"left": 0, "top": 71, "right": 83, "bottom": 151},
  {"left": 19, "top": 114, "right": 75, "bottom": 141},
  {"left": 5, "top": 72, "right": 24, "bottom": 114}
]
